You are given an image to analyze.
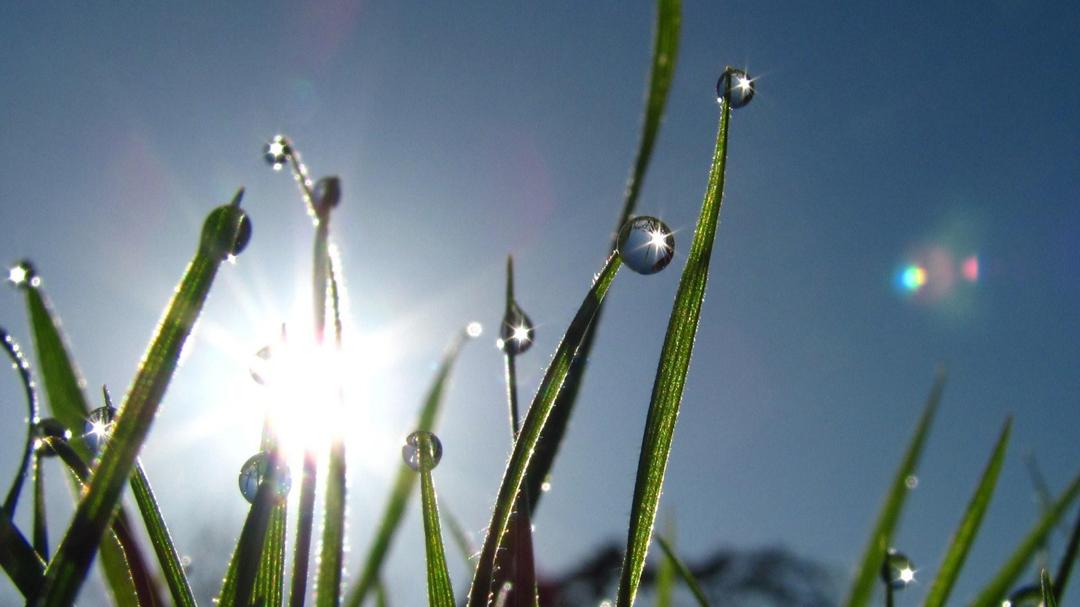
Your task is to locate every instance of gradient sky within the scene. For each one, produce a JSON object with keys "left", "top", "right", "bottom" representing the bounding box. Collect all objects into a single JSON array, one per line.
[{"left": 2, "top": 2, "right": 1079, "bottom": 605}]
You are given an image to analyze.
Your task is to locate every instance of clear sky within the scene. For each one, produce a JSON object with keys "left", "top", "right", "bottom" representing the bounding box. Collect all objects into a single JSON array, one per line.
[{"left": 1, "top": 1, "right": 1079, "bottom": 605}]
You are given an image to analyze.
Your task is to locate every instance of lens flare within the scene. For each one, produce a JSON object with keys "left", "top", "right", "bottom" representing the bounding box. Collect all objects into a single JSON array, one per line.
[
  {"left": 898, "top": 265, "right": 927, "bottom": 293},
  {"left": 961, "top": 255, "right": 979, "bottom": 282}
]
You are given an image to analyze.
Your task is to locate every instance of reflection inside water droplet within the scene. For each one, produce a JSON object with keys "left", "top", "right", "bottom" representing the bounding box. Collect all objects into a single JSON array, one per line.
[
  {"left": 880, "top": 549, "right": 916, "bottom": 589},
  {"left": 84, "top": 406, "right": 117, "bottom": 453},
  {"left": 617, "top": 216, "right": 675, "bottom": 275},
  {"left": 238, "top": 452, "right": 292, "bottom": 503},
  {"left": 33, "top": 418, "right": 71, "bottom": 457},
  {"left": 264, "top": 135, "right": 291, "bottom": 171},
  {"left": 716, "top": 67, "right": 756, "bottom": 109},
  {"left": 402, "top": 430, "right": 443, "bottom": 472},
  {"left": 497, "top": 303, "right": 535, "bottom": 355},
  {"left": 1002, "top": 585, "right": 1043, "bottom": 607},
  {"left": 905, "top": 474, "right": 919, "bottom": 489}
]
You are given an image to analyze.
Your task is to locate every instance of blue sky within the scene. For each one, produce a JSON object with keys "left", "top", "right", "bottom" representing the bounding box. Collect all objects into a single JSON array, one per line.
[{"left": 1, "top": 2, "right": 1078, "bottom": 605}]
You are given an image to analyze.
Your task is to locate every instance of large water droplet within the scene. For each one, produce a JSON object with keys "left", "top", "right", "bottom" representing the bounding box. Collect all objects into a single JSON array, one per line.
[
  {"left": 33, "top": 418, "right": 71, "bottom": 457},
  {"left": 313, "top": 176, "right": 341, "bottom": 215},
  {"left": 716, "top": 67, "right": 755, "bottom": 109},
  {"left": 880, "top": 549, "right": 916, "bottom": 590},
  {"left": 402, "top": 430, "right": 443, "bottom": 472},
  {"left": 617, "top": 216, "right": 675, "bottom": 275},
  {"left": 1002, "top": 585, "right": 1044, "bottom": 607},
  {"left": 238, "top": 452, "right": 292, "bottom": 503},
  {"left": 264, "top": 135, "right": 291, "bottom": 171},
  {"left": 201, "top": 205, "right": 252, "bottom": 261},
  {"left": 7, "top": 260, "right": 40, "bottom": 289},
  {"left": 497, "top": 303, "right": 535, "bottom": 355},
  {"left": 84, "top": 406, "right": 117, "bottom": 453}
]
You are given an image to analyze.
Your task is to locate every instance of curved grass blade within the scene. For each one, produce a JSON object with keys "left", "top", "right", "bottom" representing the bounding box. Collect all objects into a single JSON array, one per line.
[
  {"left": 525, "top": 0, "right": 681, "bottom": 513},
  {"left": 923, "top": 416, "right": 1011, "bottom": 607},
  {"left": 38, "top": 189, "right": 250, "bottom": 607},
  {"left": 969, "top": 469, "right": 1080, "bottom": 606},
  {"left": 466, "top": 253, "right": 622, "bottom": 607},
  {"left": 417, "top": 435, "right": 454, "bottom": 607},
  {"left": 1053, "top": 503, "right": 1080, "bottom": 603},
  {"left": 615, "top": 87, "right": 736, "bottom": 607},
  {"left": 1, "top": 327, "right": 38, "bottom": 516},
  {"left": 1043, "top": 568, "right": 1058, "bottom": 607},
  {"left": 0, "top": 506, "right": 45, "bottom": 598},
  {"left": 654, "top": 534, "right": 709, "bottom": 607},
  {"left": 842, "top": 369, "right": 946, "bottom": 607},
  {"left": 344, "top": 329, "right": 472, "bottom": 607},
  {"left": 129, "top": 461, "right": 197, "bottom": 607}
]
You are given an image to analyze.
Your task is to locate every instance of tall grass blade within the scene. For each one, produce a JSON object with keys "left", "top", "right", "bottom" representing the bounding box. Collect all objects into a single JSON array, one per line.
[
  {"left": 525, "top": 0, "right": 681, "bottom": 513},
  {"left": 969, "top": 469, "right": 1080, "bottom": 606},
  {"left": 219, "top": 451, "right": 287, "bottom": 607},
  {"left": 1053, "top": 504, "right": 1080, "bottom": 603},
  {"left": 1, "top": 327, "right": 38, "bottom": 516},
  {"left": 374, "top": 579, "right": 389, "bottom": 607},
  {"left": 654, "top": 534, "right": 709, "bottom": 607},
  {"left": 615, "top": 87, "right": 736, "bottom": 607},
  {"left": 923, "top": 416, "right": 1011, "bottom": 607},
  {"left": 655, "top": 520, "right": 675, "bottom": 607},
  {"left": 842, "top": 370, "right": 946, "bottom": 607},
  {"left": 129, "top": 461, "right": 198, "bottom": 607},
  {"left": 343, "top": 328, "right": 472, "bottom": 607},
  {"left": 417, "top": 435, "right": 455, "bottom": 607},
  {"left": 32, "top": 454, "right": 47, "bottom": 560},
  {"left": 466, "top": 253, "right": 622, "bottom": 607},
  {"left": 0, "top": 507, "right": 45, "bottom": 598},
  {"left": 38, "top": 190, "right": 251, "bottom": 607},
  {"left": 1042, "top": 568, "right": 1058, "bottom": 607}
]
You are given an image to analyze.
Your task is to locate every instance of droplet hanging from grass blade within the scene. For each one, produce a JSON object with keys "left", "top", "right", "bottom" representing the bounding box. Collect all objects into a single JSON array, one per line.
[
  {"left": 403, "top": 431, "right": 443, "bottom": 472},
  {"left": 497, "top": 303, "right": 535, "bottom": 355},
  {"left": 881, "top": 549, "right": 917, "bottom": 590},
  {"left": 6, "top": 260, "right": 40, "bottom": 289},
  {"left": 84, "top": 406, "right": 117, "bottom": 453},
  {"left": 237, "top": 452, "right": 292, "bottom": 504},
  {"left": 33, "top": 418, "right": 71, "bottom": 457},
  {"left": 1002, "top": 585, "right": 1044, "bottom": 607},
  {"left": 264, "top": 135, "right": 291, "bottom": 171},
  {"left": 716, "top": 67, "right": 755, "bottom": 108},
  {"left": 313, "top": 176, "right": 341, "bottom": 216},
  {"left": 617, "top": 216, "right": 675, "bottom": 275}
]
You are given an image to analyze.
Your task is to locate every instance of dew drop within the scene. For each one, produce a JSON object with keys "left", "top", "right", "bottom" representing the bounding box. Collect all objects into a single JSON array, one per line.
[
  {"left": 465, "top": 321, "right": 483, "bottom": 339},
  {"left": 1002, "top": 585, "right": 1043, "bottom": 607},
  {"left": 7, "top": 260, "right": 40, "bottom": 289},
  {"left": 84, "top": 406, "right": 117, "bottom": 453},
  {"left": 880, "top": 549, "right": 916, "bottom": 590},
  {"left": 905, "top": 474, "right": 919, "bottom": 489},
  {"left": 716, "top": 67, "right": 755, "bottom": 109},
  {"left": 313, "top": 176, "right": 341, "bottom": 215},
  {"left": 617, "top": 216, "right": 675, "bottom": 275},
  {"left": 249, "top": 344, "right": 274, "bottom": 385},
  {"left": 497, "top": 303, "right": 535, "bottom": 355},
  {"left": 264, "top": 135, "right": 291, "bottom": 171},
  {"left": 201, "top": 206, "right": 252, "bottom": 261},
  {"left": 33, "top": 418, "right": 71, "bottom": 457},
  {"left": 238, "top": 452, "right": 292, "bottom": 504},
  {"left": 402, "top": 430, "right": 443, "bottom": 472}
]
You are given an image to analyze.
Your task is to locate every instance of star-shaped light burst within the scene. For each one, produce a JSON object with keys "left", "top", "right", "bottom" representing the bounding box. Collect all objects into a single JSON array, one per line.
[
  {"left": 86, "top": 418, "right": 113, "bottom": 445},
  {"left": 897, "top": 566, "right": 916, "bottom": 585},
  {"left": 8, "top": 265, "right": 28, "bottom": 286},
  {"left": 647, "top": 228, "right": 671, "bottom": 252},
  {"left": 511, "top": 324, "right": 531, "bottom": 345},
  {"left": 735, "top": 73, "right": 754, "bottom": 94}
]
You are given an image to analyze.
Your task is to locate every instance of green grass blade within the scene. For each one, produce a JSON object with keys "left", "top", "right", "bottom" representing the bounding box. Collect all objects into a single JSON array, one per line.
[
  {"left": 524, "top": 0, "right": 681, "bottom": 513},
  {"left": 0, "top": 507, "right": 45, "bottom": 598},
  {"left": 842, "top": 370, "right": 946, "bottom": 607},
  {"left": 466, "top": 254, "right": 622, "bottom": 607},
  {"left": 32, "top": 454, "right": 47, "bottom": 559},
  {"left": 129, "top": 461, "right": 197, "bottom": 607},
  {"left": 1, "top": 327, "right": 39, "bottom": 516},
  {"left": 441, "top": 501, "right": 476, "bottom": 567},
  {"left": 344, "top": 329, "right": 472, "bottom": 607},
  {"left": 1053, "top": 504, "right": 1080, "bottom": 603},
  {"left": 38, "top": 189, "right": 250, "bottom": 607},
  {"left": 923, "top": 416, "right": 1012, "bottom": 607},
  {"left": 615, "top": 89, "right": 735, "bottom": 607},
  {"left": 655, "top": 520, "right": 675, "bottom": 607},
  {"left": 219, "top": 454, "right": 286, "bottom": 607},
  {"left": 1043, "top": 568, "right": 1058, "bottom": 607},
  {"left": 374, "top": 578, "right": 389, "bottom": 607},
  {"left": 654, "top": 534, "right": 709, "bottom": 607},
  {"left": 418, "top": 437, "right": 455, "bottom": 607},
  {"left": 969, "top": 469, "right": 1080, "bottom": 606}
]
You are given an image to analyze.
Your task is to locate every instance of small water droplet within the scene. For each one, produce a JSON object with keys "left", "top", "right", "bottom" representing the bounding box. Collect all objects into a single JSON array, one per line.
[
  {"left": 7, "top": 260, "right": 40, "bottom": 289},
  {"left": 497, "top": 303, "right": 535, "bottom": 355},
  {"left": 313, "top": 176, "right": 341, "bottom": 215},
  {"left": 238, "top": 452, "right": 292, "bottom": 503},
  {"left": 493, "top": 582, "right": 514, "bottom": 607},
  {"left": 249, "top": 344, "right": 274, "bottom": 385},
  {"left": 1002, "top": 585, "right": 1043, "bottom": 607},
  {"left": 264, "top": 135, "right": 291, "bottom": 171},
  {"left": 402, "top": 430, "right": 443, "bottom": 472},
  {"left": 716, "top": 67, "right": 755, "bottom": 109},
  {"left": 905, "top": 474, "right": 919, "bottom": 489},
  {"left": 617, "top": 216, "right": 675, "bottom": 275},
  {"left": 201, "top": 206, "right": 252, "bottom": 261},
  {"left": 541, "top": 478, "right": 552, "bottom": 493},
  {"left": 466, "top": 322, "right": 483, "bottom": 339},
  {"left": 880, "top": 549, "right": 916, "bottom": 589},
  {"left": 33, "top": 418, "right": 71, "bottom": 457},
  {"left": 84, "top": 406, "right": 117, "bottom": 453}
]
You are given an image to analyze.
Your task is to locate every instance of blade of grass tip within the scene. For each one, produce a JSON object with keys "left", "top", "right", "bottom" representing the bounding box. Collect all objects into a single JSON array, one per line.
[
  {"left": 923, "top": 416, "right": 1012, "bottom": 607},
  {"left": 466, "top": 253, "right": 622, "bottom": 607},
  {"left": 416, "top": 434, "right": 455, "bottom": 607},
  {"left": 524, "top": 0, "right": 681, "bottom": 513},
  {"left": 44, "top": 437, "right": 162, "bottom": 606},
  {"left": 1053, "top": 504, "right": 1080, "bottom": 604},
  {"left": 1026, "top": 454, "right": 1055, "bottom": 571},
  {"left": 37, "top": 189, "right": 251, "bottom": 607},
  {"left": 654, "top": 535, "right": 709, "bottom": 607},
  {"left": 655, "top": 520, "right": 675, "bottom": 607},
  {"left": 969, "top": 469, "right": 1080, "bottom": 606},
  {"left": 842, "top": 369, "right": 946, "bottom": 607},
  {"left": 615, "top": 78, "right": 738, "bottom": 607},
  {"left": 1042, "top": 568, "right": 1058, "bottom": 607},
  {"left": 11, "top": 262, "right": 147, "bottom": 607},
  {"left": 1, "top": 327, "right": 39, "bottom": 516},
  {"left": 343, "top": 328, "right": 473, "bottom": 607},
  {"left": 0, "top": 501, "right": 45, "bottom": 598}
]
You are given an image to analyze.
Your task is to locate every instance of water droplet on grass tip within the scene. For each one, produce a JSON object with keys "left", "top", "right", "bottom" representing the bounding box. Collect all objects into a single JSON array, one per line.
[
  {"left": 238, "top": 452, "right": 292, "bottom": 503},
  {"left": 617, "top": 216, "right": 675, "bottom": 275},
  {"left": 880, "top": 549, "right": 916, "bottom": 590},
  {"left": 497, "top": 303, "right": 535, "bottom": 355},
  {"left": 7, "top": 260, "right": 40, "bottom": 289},
  {"left": 716, "top": 67, "right": 755, "bottom": 109},
  {"left": 84, "top": 406, "right": 117, "bottom": 453},
  {"left": 264, "top": 135, "right": 291, "bottom": 171},
  {"left": 33, "top": 418, "right": 71, "bottom": 457},
  {"left": 402, "top": 430, "right": 443, "bottom": 472},
  {"left": 201, "top": 206, "right": 252, "bottom": 260},
  {"left": 1002, "top": 585, "right": 1043, "bottom": 607},
  {"left": 313, "top": 176, "right": 341, "bottom": 215}
]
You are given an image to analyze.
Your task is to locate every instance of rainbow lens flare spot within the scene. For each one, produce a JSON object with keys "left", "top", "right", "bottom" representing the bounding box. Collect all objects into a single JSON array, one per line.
[
  {"left": 961, "top": 255, "right": 979, "bottom": 282},
  {"left": 899, "top": 265, "right": 928, "bottom": 293}
]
